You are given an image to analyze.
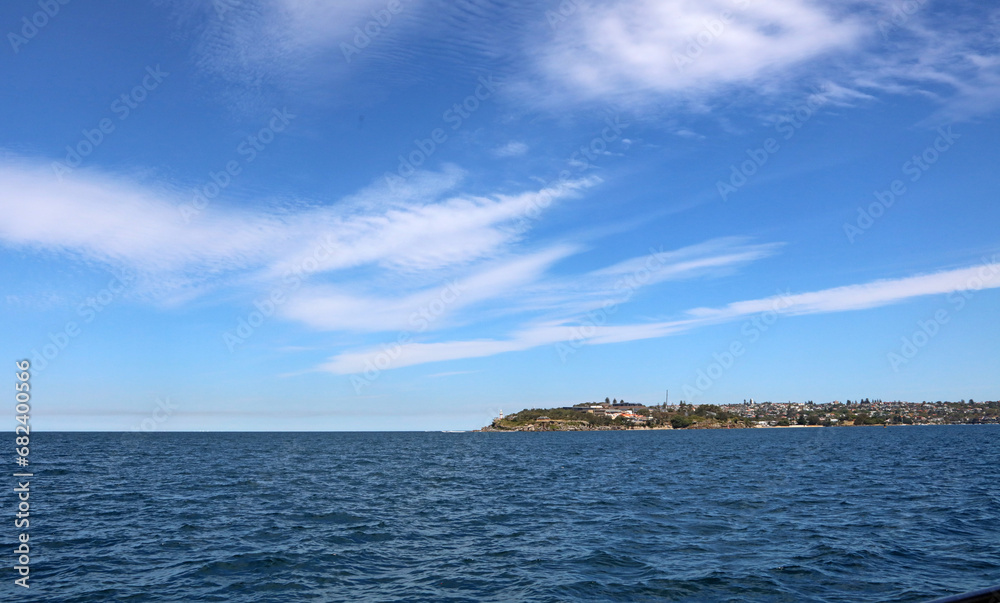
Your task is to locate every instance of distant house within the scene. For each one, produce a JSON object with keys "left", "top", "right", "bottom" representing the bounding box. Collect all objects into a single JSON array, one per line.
[
  {"left": 610, "top": 403, "right": 647, "bottom": 411},
  {"left": 564, "top": 405, "right": 606, "bottom": 414}
]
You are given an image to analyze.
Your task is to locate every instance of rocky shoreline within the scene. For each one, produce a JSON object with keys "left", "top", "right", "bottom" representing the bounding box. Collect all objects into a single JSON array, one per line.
[{"left": 478, "top": 399, "right": 999, "bottom": 432}]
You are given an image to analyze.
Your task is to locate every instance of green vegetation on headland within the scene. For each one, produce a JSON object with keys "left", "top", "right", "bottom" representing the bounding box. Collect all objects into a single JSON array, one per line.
[{"left": 479, "top": 398, "right": 1000, "bottom": 431}]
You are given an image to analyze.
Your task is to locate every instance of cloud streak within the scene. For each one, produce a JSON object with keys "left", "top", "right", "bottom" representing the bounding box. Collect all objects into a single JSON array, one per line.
[
  {"left": 523, "top": 0, "right": 1000, "bottom": 122},
  {"left": 281, "top": 245, "right": 579, "bottom": 332},
  {"left": 0, "top": 159, "right": 598, "bottom": 303},
  {"left": 184, "top": 0, "right": 1000, "bottom": 122},
  {"left": 319, "top": 259, "right": 1000, "bottom": 374}
]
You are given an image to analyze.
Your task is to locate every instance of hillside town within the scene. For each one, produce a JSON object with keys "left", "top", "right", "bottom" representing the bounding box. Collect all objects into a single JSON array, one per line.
[{"left": 481, "top": 398, "right": 1000, "bottom": 431}]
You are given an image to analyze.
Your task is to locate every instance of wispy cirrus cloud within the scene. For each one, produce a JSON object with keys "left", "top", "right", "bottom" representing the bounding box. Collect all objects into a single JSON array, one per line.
[
  {"left": 281, "top": 245, "right": 579, "bottom": 332},
  {"left": 184, "top": 0, "right": 400, "bottom": 111},
  {"left": 319, "top": 259, "right": 1000, "bottom": 374},
  {"left": 499, "top": 237, "right": 784, "bottom": 320},
  {"left": 181, "top": 0, "right": 1000, "bottom": 123},
  {"left": 315, "top": 237, "right": 786, "bottom": 373},
  {"left": 0, "top": 159, "right": 598, "bottom": 303},
  {"left": 281, "top": 237, "right": 781, "bottom": 335},
  {"left": 2, "top": 155, "right": 792, "bottom": 379},
  {"left": 853, "top": 4, "right": 1000, "bottom": 123},
  {"left": 523, "top": 0, "right": 1000, "bottom": 121},
  {"left": 687, "top": 259, "right": 1000, "bottom": 319},
  {"left": 590, "top": 237, "right": 782, "bottom": 284},
  {"left": 492, "top": 141, "right": 529, "bottom": 157}
]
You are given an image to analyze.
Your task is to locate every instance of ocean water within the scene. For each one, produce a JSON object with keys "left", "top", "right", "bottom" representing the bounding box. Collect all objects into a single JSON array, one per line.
[{"left": 18, "top": 426, "right": 1000, "bottom": 602}]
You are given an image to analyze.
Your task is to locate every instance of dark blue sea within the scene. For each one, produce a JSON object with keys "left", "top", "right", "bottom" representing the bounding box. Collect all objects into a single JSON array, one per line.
[{"left": 16, "top": 426, "right": 1000, "bottom": 602}]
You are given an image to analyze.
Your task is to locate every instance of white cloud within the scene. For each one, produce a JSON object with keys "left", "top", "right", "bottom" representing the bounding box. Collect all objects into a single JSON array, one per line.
[
  {"left": 183, "top": 0, "right": 432, "bottom": 113},
  {"left": 0, "top": 162, "right": 279, "bottom": 279},
  {"left": 319, "top": 323, "right": 571, "bottom": 374},
  {"left": 281, "top": 245, "right": 578, "bottom": 331},
  {"left": 0, "top": 159, "right": 598, "bottom": 301},
  {"left": 590, "top": 237, "right": 781, "bottom": 284},
  {"left": 687, "top": 259, "right": 1000, "bottom": 319},
  {"left": 492, "top": 141, "right": 529, "bottom": 157},
  {"left": 506, "top": 237, "right": 783, "bottom": 318},
  {"left": 186, "top": 0, "right": 1000, "bottom": 121},
  {"left": 317, "top": 237, "right": 784, "bottom": 372},
  {"left": 534, "top": 0, "right": 865, "bottom": 104},
  {"left": 855, "top": 5, "right": 1000, "bottom": 122},
  {"left": 275, "top": 231, "right": 775, "bottom": 339},
  {"left": 262, "top": 176, "right": 598, "bottom": 279},
  {"left": 319, "top": 259, "right": 1000, "bottom": 373},
  {"left": 523, "top": 0, "right": 1000, "bottom": 122}
]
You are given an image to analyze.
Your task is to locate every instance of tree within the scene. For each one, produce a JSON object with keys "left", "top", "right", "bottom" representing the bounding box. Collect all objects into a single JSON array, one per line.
[
  {"left": 605, "top": 397, "right": 610, "bottom": 404},
  {"left": 671, "top": 416, "right": 694, "bottom": 429}
]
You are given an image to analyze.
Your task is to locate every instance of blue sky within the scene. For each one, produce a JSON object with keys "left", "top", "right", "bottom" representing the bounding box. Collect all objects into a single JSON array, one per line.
[{"left": 1, "top": 0, "right": 998, "bottom": 431}]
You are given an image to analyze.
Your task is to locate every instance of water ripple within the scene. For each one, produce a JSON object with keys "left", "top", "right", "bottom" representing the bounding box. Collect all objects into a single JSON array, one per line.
[{"left": 18, "top": 426, "right": 1000, "bottom": 601}]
